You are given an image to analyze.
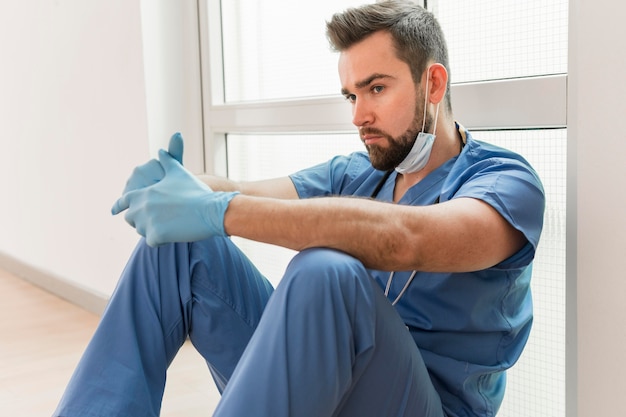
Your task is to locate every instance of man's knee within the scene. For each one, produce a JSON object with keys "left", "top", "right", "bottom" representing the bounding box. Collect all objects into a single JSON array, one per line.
[
  {"left": 279, "top": 248, "right": 376, "bottom": 312},
  {"left": 286, "top": 247, "right": 366, "bottom": 280}
]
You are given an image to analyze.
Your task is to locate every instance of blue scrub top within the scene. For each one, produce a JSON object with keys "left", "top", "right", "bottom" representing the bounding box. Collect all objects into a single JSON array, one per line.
[{"left": 289, "top": 128, "right": 545, "bottom": 417}]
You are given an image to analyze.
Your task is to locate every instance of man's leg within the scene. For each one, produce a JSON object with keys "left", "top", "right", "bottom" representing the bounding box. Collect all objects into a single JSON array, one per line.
[
  {"left": 53, "top": 237, "right": 273, "bottom": 417},
  {"left": 186, "top": 237, "right": 274, "bottom": 392},
  {"left": 213, "top": 248, "right": 445, "bottom": 417}
]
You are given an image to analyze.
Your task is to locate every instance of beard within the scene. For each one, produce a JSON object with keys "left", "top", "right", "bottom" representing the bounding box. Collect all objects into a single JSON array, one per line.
[{"left": 362, "top": 97, "right": 434, "bottom": 171}]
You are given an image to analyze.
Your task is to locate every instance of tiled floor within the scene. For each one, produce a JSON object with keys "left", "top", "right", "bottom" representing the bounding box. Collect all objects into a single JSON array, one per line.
[{"left": 0, "top": 269, "right": 220, "bottom": 416}]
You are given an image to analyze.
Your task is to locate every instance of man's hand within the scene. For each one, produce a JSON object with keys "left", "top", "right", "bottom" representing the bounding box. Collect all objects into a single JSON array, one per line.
[
  {"left": 115, "top": 132, "right": 184, "bottom": 197},
  {"left": 111, "top": 133, "right": 238, "bottom": 246}
]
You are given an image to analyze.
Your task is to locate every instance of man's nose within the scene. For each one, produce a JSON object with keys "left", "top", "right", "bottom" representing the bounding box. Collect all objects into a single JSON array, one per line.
[{"left": 352, "top": 99, "right": 374, "bottom": 127}]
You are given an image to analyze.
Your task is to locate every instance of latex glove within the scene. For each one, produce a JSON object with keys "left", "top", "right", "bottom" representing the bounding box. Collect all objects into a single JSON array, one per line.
[
  {"left": 112, "top": 148, "right": 239, "bottom": 246},
  {"left": 115, "top": 133, "right": 184, "bottom": 198}
]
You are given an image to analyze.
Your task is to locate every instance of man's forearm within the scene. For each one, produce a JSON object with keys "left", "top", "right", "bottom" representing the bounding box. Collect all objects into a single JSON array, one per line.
[
  {"left": 223, "top": 194, "right": 413, "bottom": 270},
  {"left": 223, "top": 194, "right": 527, "bottom": 273},
  {"left": 197, "top": 174, "right": 242, "bottom": 193}
]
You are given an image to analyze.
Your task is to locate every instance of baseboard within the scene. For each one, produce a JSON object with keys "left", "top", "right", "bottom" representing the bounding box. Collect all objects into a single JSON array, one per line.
[{"left": 0, "top": 252, "right": 108, "bottom": 315}]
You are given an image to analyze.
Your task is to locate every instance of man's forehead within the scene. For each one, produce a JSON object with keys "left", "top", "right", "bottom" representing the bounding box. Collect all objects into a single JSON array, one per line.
[{"left": 338, "top": 49, "right": 409, "bottom": 90}]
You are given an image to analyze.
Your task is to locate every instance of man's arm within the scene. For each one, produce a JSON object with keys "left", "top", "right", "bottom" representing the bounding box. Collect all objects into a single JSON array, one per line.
[
  {"left": 224, "top": 194, "right": 527, "bottom": 272},
  {"left": 114, "top": 147, "right": 527, "bottom": 272}
]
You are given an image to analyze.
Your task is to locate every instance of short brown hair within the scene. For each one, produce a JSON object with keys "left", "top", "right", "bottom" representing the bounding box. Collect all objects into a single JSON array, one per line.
[{"left": 326, "top": 0, "right": 452, "bottom": 112}]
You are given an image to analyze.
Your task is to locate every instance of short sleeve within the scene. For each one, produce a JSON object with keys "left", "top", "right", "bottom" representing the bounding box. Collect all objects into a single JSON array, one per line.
[{"left": 452, "top": 158, "right": 545, "bottom": 268}]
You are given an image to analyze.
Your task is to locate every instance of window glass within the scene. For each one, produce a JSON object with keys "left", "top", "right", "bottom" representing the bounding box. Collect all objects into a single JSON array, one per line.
[
  {"left": 477, "top": 129, "right": 566, "bottom": 417},
  {"left": 227, "top": 133, "right": 360, "bottom": 287},
  {"left": 227, "top": 133, "right": 360, "bottom": 182},
  {"left": 433, "top": 0, "right": 568, "bottom": 83},
  {"left": 221, "top": 0, "right": 364, "bottom": 103}
]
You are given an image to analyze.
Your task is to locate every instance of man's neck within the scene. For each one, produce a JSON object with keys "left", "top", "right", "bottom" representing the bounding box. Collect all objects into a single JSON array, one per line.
[{"left": 393, "top": 119, "right": 461, "bottom": 202}]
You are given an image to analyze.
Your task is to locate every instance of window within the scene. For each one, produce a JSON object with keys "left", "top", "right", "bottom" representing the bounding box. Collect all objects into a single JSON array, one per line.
[
  {"left": 221, "top": 0, "right": 364, "bottom": 102},
  {"left": 199, "top": 1, "right": 568, "bottom": 416}
]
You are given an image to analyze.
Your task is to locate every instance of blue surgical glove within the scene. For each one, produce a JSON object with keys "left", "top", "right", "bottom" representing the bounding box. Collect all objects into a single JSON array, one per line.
[
  {"left": 112, "top": 137, "right": 239, "bottom": 247},
  {"left": 115, "top": 132, "right": 184, "bottom": 197}
]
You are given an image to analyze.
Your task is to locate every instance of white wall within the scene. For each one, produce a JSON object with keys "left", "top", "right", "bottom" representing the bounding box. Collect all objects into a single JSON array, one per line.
[
  {"left": 568, "top": 0, "right": 626, "bottom": 415},
  {"left": 0, "top": 0, "right": 151, "bottom": 303},
  {"left": 0, "top": 0, "right": 204, "bottom": 309}
]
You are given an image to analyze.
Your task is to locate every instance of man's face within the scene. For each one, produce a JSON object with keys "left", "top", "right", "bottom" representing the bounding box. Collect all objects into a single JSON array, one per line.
[{"left": 338, "top": 31, "right": 431, "bottom": 171}]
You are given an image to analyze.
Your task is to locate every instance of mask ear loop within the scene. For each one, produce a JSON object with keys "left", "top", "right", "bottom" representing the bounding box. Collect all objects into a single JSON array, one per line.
[
  {"left": 421, "top": 66, "right": 441, "bottom": 135},
  {"left": 421, "top": 69, "right": 430, "bottom": 133}
]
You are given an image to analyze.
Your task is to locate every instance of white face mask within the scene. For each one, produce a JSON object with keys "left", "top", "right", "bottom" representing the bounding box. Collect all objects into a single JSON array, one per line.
[{"left": 395, "top": 67, "right": 440, "bottom": 174}]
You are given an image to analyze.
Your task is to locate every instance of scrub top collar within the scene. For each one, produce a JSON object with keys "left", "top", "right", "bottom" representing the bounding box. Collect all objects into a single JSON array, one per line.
[{"left": 373, "top": 121, "right": 468, "bottom": 205}]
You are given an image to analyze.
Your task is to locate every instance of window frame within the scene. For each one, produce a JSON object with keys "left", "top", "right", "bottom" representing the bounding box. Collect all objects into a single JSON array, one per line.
[{"left": 198, "top": 0, "right": 567, "bottom": 177}]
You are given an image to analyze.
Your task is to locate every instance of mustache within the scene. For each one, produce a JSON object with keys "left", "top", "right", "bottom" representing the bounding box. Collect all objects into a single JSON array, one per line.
[{"left": 359, "top": 127, "right": 391, "bottom": 139}]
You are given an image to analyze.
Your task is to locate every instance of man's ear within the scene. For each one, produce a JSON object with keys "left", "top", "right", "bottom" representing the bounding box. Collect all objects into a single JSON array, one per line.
[{"left": 426, "top": 63, "right": 448, "bottom": 105}]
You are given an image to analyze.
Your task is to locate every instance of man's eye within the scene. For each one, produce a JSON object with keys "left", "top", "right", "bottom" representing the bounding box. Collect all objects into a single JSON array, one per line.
[
  {"left": 344, "top": 94, "right": 357, "bottom": 103},
  {"left": 372, "top": 85, "right": 384, "bottom": 94}
]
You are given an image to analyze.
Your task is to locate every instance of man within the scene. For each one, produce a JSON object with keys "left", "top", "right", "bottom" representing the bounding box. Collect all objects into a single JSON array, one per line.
[{"left": 54, "top": 1, "right": 544, "bottom": 416}]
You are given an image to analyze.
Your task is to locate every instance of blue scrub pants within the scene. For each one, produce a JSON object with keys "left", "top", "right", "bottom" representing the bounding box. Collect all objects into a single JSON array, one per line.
[{"left": 54, "top": 237, "right": 445, "bottom": 417}]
